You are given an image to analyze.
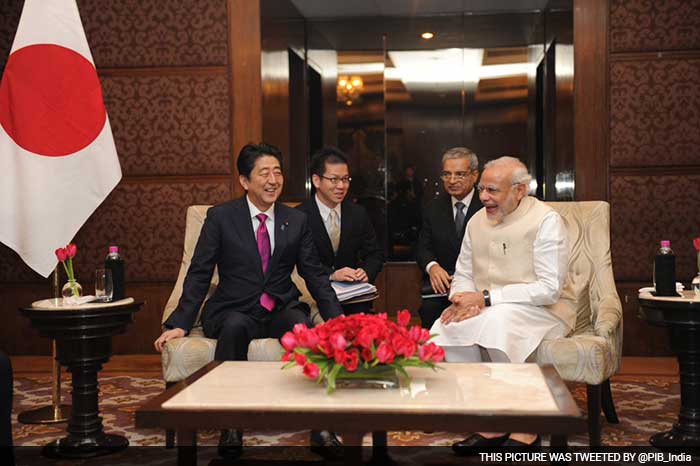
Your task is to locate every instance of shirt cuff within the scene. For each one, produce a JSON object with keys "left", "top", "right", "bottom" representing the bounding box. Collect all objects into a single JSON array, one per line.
[
  {"left": 426, "top": 261, "right": 438, "bottom": 274},
  {"left": 489, "top": 288, "right": 502, "bottom": 306}
]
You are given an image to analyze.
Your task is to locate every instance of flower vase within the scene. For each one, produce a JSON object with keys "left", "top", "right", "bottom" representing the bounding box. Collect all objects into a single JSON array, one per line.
[
  {"left": 62, "top": 279, "right": 83, "bottom": 300},
  {"left": 332, "top": 365, "right": 401, "bottom": 391}
]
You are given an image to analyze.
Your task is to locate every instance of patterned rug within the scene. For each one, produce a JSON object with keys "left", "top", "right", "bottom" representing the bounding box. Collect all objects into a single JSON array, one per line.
[{"left": 11, "top": 373, "right": 680, "bottom": 449}]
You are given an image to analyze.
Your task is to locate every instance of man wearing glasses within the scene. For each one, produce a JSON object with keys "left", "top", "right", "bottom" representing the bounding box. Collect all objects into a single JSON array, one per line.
[
  {"left": 297, "top": 146, "right": 385, "bottom": 458},
  {"left": 297, "top": 146, "right": 384, "bottom": 316},
  {"left": 416, "top": 147, "right": 482, "bottom": 329}
]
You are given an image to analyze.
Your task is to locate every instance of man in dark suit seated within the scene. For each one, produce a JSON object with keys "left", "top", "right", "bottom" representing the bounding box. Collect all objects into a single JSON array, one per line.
[
  {"left": 416, "top": 147, "right": 482, "bottom": 329},
  {"left": 297, "top": 146, "right": 384, "bottom": 315},
  {"left": 0, "top": 351, "right": 14, "bottom": 466},
  {"left": 297, "top": 147, "right": 386, "bottom": 457},
  {"left": 154, "top": 143, "right": 343, "bottom": 461}
]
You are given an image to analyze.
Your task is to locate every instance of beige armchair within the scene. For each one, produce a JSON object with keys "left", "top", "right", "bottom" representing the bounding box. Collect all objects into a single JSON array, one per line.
[{"left": 535, "top": 201, "right": 623, "bottom": 446}]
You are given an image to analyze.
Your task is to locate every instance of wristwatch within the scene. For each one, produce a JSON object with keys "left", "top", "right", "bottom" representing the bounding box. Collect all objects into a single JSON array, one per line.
[{"left": 482, "top": 289, "right": 491, "bottom": 307}]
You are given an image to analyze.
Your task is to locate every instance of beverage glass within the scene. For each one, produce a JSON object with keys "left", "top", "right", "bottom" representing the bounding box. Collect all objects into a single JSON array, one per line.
[{"left": 95, "top": 268, "right": 113, "bottom": 302}]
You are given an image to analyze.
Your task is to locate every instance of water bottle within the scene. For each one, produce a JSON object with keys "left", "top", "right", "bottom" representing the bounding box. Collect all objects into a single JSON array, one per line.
[
  {"left": 653, "top": 240, "right": 676, "bottom": 296},
  {"left": 105, "top": 245, "right": 125, "bottom": 301}
]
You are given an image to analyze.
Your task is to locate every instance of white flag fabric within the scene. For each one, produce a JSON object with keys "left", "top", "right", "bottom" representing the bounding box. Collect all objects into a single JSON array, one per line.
[{"left": 0, "top": 0, "right": 122, "bottom": 277}]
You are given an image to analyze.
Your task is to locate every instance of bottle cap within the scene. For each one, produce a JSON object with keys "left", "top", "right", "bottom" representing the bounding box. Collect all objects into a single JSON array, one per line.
[
  {"left": 660, "top": 240, "right": 671, "bottom": 248},
  {"left": 109, "top": 246, "right": 119, "bottom": 253}
]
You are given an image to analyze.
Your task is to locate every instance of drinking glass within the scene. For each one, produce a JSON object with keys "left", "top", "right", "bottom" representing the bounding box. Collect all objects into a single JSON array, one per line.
[{"left": 95, "top": 268, "right": 113, "bottom": 302}]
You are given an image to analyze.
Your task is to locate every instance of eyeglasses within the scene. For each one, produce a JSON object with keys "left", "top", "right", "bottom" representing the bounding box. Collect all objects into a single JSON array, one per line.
[
  {"left": 440, "top": 171, "right": 473, "bottom": 181},
  {"left": 476, "top": 182, "right": 520, "bottom": 195},
  {"left": 321, "top": 175, "right": 352, "bottom": 185}
]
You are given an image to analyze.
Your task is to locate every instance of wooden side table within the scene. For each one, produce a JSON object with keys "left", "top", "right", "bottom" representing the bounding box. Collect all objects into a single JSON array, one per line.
[
  {"left": 638, "top": 291, "right": 700, "bottom": 452},
  {"left": 20, "top": 298, "right": 143, "bottom": 458}
]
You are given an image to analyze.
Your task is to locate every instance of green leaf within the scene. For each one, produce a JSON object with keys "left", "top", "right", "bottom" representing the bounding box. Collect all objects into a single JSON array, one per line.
[{"left": 326, "top": 363, "right": 343, "bottom": 395}]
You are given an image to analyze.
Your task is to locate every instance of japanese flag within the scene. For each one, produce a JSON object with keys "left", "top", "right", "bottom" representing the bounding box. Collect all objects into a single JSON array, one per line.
[{"left": 0, "top": 0, "right": 122, "bottom": 277}]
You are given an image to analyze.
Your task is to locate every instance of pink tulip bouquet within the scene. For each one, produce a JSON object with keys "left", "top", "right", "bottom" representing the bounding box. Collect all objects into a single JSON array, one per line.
[
  {"left": 55, "top": 243, "right": 79, "bottom": 296},
  {"left": 281, "top": 310, "right": 445, "bottom": 394}
]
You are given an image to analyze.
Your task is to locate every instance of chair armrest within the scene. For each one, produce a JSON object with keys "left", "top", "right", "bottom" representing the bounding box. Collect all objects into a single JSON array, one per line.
[{"left": 593, "top": 294, "right": 622, "bottom": 338}]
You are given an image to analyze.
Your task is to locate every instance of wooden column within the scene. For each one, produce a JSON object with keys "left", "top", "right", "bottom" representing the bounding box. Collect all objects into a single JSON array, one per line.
[
  {"left": 573, "top": 0, "right": 609, "bottom": 201},
  {"left": 228, "top": 0, "right": 263, "bottom": 198}
]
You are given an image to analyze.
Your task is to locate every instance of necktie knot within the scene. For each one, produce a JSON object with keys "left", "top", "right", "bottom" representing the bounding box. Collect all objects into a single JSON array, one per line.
[
  {"left": 256, "top": 213, "right": 268, "bottom": 223},
  {"left": 455, "top": 201, "right": 465, "bottom": 212}
]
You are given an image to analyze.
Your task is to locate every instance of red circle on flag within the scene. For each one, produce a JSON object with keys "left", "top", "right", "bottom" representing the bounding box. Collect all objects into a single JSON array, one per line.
[{"left": 0, "top": 44, "right": 107, "bottom": 157}]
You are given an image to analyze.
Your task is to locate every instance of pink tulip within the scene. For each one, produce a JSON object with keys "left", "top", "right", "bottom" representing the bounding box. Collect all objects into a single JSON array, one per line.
[
  {"left": 329, "top": 333, "right": 347, "bottom": 351},
  {"left": 55, "top": 248, "right": 67, "bottom": 262},
  {"left": 397, "top": 309, "right": 411, "bottom": 326},
  {"left": 376, "top": 343, "right": 395, "bottom": 364},
  {"left": 303, "top": 363, "right": 320, "bottom": 379},
  {"left": 65, "top": 243, "right": 77, "bottom": 258},
  {"left": 281, "top": 332, "right": 297, "bottom": 351},
  {"left": 294, "top": 352, "right": 307, "bottom": 366}
]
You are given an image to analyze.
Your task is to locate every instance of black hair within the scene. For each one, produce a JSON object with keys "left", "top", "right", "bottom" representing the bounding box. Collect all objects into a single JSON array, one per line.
[
  {"left": 237, "top": 143, "right": 283, "bottom": 178},
  {"left": 309, "top": 146, "right": 348, "bottom": 177}
]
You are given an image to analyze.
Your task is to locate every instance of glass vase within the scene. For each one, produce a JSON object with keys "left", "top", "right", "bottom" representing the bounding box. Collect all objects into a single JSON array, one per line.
[
  {"left": 61, "top": 279, "right": 83, "bottom": 299},
  {"left": 333, "top": 365, "right": 400, "bottom": 390}
]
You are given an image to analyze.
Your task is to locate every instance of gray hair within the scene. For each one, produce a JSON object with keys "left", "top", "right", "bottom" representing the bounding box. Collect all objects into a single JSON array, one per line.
[
  {"left": 441, "top": 147, "right": 478, "bottom": 171},
  {"left": 484, "top": 156, "right": 532, "bottom": 186}
]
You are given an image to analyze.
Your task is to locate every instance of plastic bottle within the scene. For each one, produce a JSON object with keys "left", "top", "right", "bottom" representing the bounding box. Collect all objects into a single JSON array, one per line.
[
  {"left": 105, "top": 246, "right": 125, "bottom": 301},
  {"left": 653, "top": 240, "right": 676, "bottom": 296}
]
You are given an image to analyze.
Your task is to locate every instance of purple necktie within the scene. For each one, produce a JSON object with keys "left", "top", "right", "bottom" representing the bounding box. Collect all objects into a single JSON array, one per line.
[{"left": 256, "top": 213, "right": 275, "bottom": 311}]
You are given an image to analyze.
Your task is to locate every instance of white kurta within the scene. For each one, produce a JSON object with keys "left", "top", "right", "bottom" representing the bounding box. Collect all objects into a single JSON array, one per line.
[{"left": 430, "top": 211, "right": 569, "bottom": 363}]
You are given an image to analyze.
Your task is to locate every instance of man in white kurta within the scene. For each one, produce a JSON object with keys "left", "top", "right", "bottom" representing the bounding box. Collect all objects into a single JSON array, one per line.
[{"left": 430, "top": 156, "right": 575, "bottom": 452}]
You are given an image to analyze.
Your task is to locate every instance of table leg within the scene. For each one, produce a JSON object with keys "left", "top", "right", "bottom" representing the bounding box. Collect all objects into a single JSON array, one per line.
[
  {"left": 650, "top": 327, "right": 700, "bottom": 451},
  {"left": 43, "top": 360, "right": 128, "bottom": 458},
  {"left": 341, "top": 432, "right": 365, "bottom": 466},
  {"left": 550, "top": 435, "right": 568, "bottom": 466},
  {"left": 177, "top": 430, "right": 197, "bottom": 466}
]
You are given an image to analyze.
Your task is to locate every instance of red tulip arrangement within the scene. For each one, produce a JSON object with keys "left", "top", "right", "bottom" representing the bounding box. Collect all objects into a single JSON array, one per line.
[
  {"left": 281, "top": 310, "right": 445, "bottom": 394},
  {"left": 55, "top": 243, "right": 79, "bottom": 295}
]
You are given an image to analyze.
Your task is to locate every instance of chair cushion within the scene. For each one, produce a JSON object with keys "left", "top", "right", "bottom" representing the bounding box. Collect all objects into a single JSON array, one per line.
[
  {"left": 535, "top": 327, "right": 619, "bottom": 385},
  {"left": 162, "top": 327, "right": 285, "bottom": 382}
]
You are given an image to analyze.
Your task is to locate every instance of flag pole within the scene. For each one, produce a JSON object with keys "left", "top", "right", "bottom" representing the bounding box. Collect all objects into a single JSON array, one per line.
[{"left": 17, "top": 266, "right": 71, "bottom": 424}]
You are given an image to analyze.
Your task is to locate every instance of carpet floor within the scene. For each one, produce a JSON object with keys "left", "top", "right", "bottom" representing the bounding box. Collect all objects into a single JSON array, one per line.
[{"left": 12, "top": 373, "right": 680, "bottom": 448}]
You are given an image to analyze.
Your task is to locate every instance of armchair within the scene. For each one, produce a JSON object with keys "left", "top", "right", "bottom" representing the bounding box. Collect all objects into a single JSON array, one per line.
[{"left": 536, "top": 201, "right": 623, "bottom": 446}]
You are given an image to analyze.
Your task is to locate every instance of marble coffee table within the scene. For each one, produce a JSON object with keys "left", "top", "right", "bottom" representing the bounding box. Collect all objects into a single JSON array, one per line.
[{"left": 136, "top": 361, "right": 584, "bottom": 464}]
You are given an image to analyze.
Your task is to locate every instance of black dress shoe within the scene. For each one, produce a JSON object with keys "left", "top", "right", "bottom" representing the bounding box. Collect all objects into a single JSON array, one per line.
[
  {"left": 310, "top": 430, "right": 344, "bottom": 460},
  {"left": 452, "top": 433, "right": 510, "bottom": 456},
  {"left": 502, "top": 435, "right": 541, "bottom": 452},
  {"left": 218, "top": 429, "right": 243, "bottom": 460}
]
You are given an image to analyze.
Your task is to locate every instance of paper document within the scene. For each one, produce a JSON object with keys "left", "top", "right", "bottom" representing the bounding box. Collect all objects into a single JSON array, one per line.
[{"left": 331, "top": 281, "right": 378, "bottom": 302}]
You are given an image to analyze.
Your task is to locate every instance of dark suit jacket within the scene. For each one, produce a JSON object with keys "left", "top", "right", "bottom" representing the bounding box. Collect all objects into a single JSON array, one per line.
[
  {"left": 165, "top": 197, "right": 343, "bottom": 333},
  {"left": 415, "top": 190, "right": 482, "bottom": 280},
  {"left": 297, "top": 198, "right": 384, "bottom": 283}
]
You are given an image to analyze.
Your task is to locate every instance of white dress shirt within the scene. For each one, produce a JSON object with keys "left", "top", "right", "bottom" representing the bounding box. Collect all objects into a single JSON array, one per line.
[
  {"left": 247, "top": 196, "right": 275, "bottom": 253},
  {"left": 425, "top": 189, "right": 475, "bottom": 274}
]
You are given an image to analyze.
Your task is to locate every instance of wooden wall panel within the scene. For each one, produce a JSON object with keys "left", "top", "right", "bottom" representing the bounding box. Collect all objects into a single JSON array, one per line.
[
  {"left": 103, "top": 73, "right": 232, "bottom": 176},
  {"left": 610, "top": 174, "right": 700, "bottom": 282},
  {"left": 573, "top": 0, "right": 608, "bottom": 201},
  {"left": 610, "top": 57, "right": 700, "bottom": 168},
  {"left": 79, "top": 0, "right": 228, "bottom": 67},
  {"left": 610, "top": 0, "right": 700, "bottom": 53},
  {"left": 616, "top": 283, "right": 673, "bottom": 356}
]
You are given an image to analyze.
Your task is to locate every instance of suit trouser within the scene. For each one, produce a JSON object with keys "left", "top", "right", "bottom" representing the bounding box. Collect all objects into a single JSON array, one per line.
[
  {"left": 341, "top": 301, "right": 372, "bottom": 315},
  {"left": 418, "top": 296, "right": 450, "bottom": 329},
  {"left": 205, "top": 302, "right": 311, "bottom": 361}
]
